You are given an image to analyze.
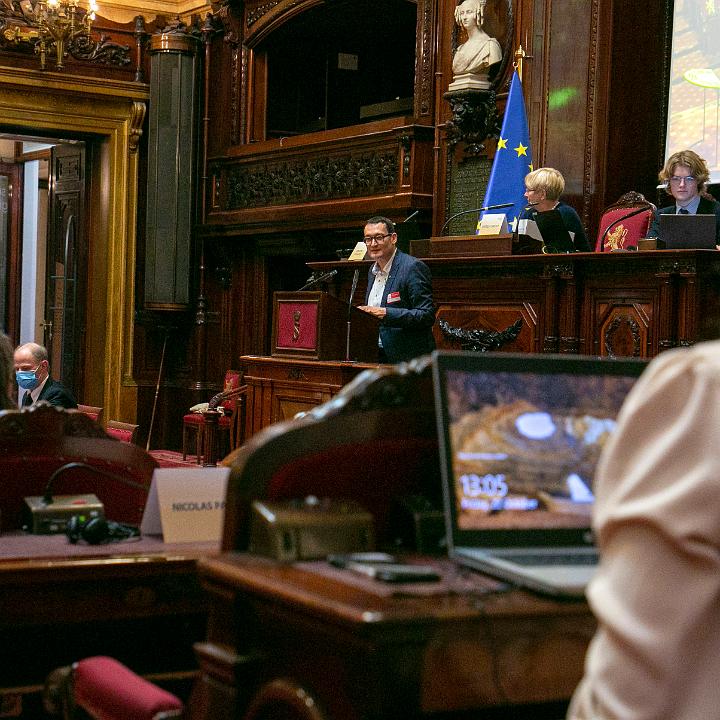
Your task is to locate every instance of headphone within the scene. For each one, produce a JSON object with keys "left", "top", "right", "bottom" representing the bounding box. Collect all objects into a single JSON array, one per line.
[{"left": 66, "top": 515, "right": 140, "bottom": 545}]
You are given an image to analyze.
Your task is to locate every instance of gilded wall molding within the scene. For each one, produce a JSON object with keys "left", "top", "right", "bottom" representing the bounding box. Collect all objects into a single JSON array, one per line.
[{"left": 0, "top": 67, "right": 149, "bottom": 422}]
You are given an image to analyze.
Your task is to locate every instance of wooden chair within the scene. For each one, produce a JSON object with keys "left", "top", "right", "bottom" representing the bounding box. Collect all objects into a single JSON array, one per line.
[
  {"left": 595, "top": 191, "right": 655, "bottom": 252},
  {"left": 77, "top": 404, "right": 104, "bottom": 427},
  {"left": 0, "top": 403, "right": 156, "bottom": 528},
  {"left": 220, "top": 356, "right": 441, "bottom": 553},
  {"left": 44, "top": 656, "right": 184, "bottom": 720},
  {"left": 105, "top": 419, "right": 140, "bottom": 445},
  {"left": 182, "top": 369, "right": 245, "bottom": 464},
  {"left": 42, "top": 358, "right": 441, "bottom": 720}
]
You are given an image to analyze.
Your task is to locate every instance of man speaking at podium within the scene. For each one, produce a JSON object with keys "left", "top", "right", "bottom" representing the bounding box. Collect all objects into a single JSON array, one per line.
[{"left": 358, "top": 216, "right": 436, "bottom": 363}]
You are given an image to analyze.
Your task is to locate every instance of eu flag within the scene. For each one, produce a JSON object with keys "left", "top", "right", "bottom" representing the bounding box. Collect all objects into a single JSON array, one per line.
[{"left": 477, "top": 70, "right": 533, "bottom": 233}]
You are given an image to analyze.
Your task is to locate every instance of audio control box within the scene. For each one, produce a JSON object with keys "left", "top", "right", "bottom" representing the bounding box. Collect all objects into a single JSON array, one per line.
[{"left": 23, "top": 494, "right": 104, "bottom": 534}]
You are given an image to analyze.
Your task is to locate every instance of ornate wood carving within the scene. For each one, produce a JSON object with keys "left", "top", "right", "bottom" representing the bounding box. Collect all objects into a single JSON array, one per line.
[
  {"left": 0, "top": 2, "right": 131, "bottom": 68},
  {"left": 221, "top": 150, "right": 399, "bottom": 209},
  {"left": 128, "top": 101, "right": 145, "bottom": 154},
  {"left": 443, "top": 89, "right": 499, "bottom": 154},
  {"left": 582, "top": 0, "right": 601, "bottom": 231},
  {"left": 438, "top": 317, "right": 522, "bottom": 352},
  {"left": 604, "top": 314, "right": 642, "bottom": 358},
  {"left": 247, "top": 1, "right": 282, "bottom": 27},
  {"left": 416, "top": 0, "right": 434, "bottom": 116}
]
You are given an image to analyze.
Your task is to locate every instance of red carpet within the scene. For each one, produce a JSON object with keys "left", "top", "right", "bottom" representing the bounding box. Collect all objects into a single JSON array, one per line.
[{"left": 148, "top": 450, "right": 203, "bottom": 468}]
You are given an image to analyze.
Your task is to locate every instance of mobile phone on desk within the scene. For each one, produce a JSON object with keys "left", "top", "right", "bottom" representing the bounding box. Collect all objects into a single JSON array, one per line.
[
  {"left": 346, "top": 562, "right": 441, "bottom": 583},
  {"left": 327, "top": 552, "right": 397, "bottom": 568}
]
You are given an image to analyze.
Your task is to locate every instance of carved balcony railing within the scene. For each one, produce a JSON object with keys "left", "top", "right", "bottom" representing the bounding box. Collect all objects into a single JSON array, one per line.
[{"left": 205, "top": 117, "right": 434, "bottom": 234}]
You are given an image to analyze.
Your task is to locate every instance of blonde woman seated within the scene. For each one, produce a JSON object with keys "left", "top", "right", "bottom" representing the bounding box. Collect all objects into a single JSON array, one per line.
[{"left": 517, "top": 168, "right": 590, "bottom": 253}]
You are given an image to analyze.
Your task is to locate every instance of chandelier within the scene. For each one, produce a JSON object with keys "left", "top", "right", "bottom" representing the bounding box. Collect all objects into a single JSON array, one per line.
[{"left": 2, "top": 0, "right": 98, "bottom": 71}]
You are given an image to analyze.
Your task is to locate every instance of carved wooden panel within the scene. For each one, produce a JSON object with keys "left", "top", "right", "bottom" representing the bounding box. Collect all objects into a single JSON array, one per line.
[
  {"left": 434, "top": 303, "right": 538, "bottom": 354},
  {"left": 593, "top": 302, "right": 652, "bottom": 359}
]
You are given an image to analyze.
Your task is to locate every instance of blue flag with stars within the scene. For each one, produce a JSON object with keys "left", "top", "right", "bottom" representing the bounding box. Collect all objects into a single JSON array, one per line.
[{"left": 477, "top": 70, "right": 532, "bottom": 233}]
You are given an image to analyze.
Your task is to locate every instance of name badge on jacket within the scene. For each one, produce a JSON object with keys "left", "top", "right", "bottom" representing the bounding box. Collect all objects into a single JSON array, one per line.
[{"left": 387, "top": 291, "right": 401, "bottom": 304}]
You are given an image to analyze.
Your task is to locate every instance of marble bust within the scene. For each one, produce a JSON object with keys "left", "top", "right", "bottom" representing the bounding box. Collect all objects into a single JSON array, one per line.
[{"left": 448, "top": 0, "right": 502, "bottom": 91}]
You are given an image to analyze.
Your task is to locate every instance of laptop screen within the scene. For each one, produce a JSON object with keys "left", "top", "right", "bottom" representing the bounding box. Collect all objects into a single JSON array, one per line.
[
  {"left": 432, "top": 351, "right": 647, "bottom": 548},
  {"left": 659, "top": 213, "right": 716, "bottom": 249}
]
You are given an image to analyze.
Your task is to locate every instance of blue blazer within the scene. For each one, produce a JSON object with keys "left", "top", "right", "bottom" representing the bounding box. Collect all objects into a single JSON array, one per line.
[
  {"left": 37, "top": 378, "right": 78, "bottom": 409},
  {"left": 649, "top": 195, "right": 720, "bottom": 244},
  {"left": 364, "top": 250, "right": 436, "bottom": 363}
]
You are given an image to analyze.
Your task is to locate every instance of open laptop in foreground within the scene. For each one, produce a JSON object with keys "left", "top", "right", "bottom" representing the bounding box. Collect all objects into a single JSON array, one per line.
[
  {"left": 432, "top": 350, "right": 646, "bottom": 598},
  {"left": 659, "top": 213, "right": 716, "bottom": 249}
]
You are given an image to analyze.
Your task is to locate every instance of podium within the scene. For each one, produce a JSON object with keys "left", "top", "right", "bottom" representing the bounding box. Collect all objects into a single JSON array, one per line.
[
  {"left": 411, "top": 233, "right": 514, "bottom": 257},
  {"left": 271, "top": 291, "right": 380, "bottom": 362}
]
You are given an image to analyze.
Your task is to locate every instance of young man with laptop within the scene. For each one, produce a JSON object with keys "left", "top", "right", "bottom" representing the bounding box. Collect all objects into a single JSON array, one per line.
[{"left": 647, "top": 149, "right": 720, "bottom": 249}]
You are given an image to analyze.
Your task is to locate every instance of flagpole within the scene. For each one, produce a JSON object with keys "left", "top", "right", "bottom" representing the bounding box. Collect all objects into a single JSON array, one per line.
[{"left": 514, "top": 45, "right": 527, "bottom": 83}]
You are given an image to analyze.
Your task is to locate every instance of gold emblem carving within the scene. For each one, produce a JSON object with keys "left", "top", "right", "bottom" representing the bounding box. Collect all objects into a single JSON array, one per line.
[
  {"left": 605, "top": 224, "right": 628, "bottom": 252},
  {"left": 292, "top": 310, "right": 301, "bottom": 341}
]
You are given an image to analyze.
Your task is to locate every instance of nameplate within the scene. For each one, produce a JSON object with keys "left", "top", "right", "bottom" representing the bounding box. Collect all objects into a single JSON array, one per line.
[
  {"left": 141, "top": 467, "right": 230, "bottom": 543},
  {"left": 347, "top": 241, "right": 369, "bottom": 261},
  {"left": 477, "top": 213, "right": 509, "bottom": 236}
]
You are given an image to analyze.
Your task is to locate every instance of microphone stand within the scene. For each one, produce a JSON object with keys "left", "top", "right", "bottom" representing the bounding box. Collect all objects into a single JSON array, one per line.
[
  {"left": 298, "top": 269, "right": 338, "bottom": 291},
  {"left": 345, "top": 268, "right": 360, "bottom": 361},
  {"left": 599, "top": 205, "right": 654, "bottom": 252},
  {"left": 439, "top": 203, "right": 514, "bottom": 235}
]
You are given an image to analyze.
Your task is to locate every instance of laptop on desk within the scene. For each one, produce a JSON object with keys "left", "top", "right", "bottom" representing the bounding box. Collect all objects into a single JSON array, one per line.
[
  {"left": 659, "top": 213, "right": 717, "bottom": 249},
  {"left": 432, "top": 351, "right": 646, "bottom": 598}
]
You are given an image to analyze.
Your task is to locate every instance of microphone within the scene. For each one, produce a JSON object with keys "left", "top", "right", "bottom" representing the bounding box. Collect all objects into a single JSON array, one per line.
[
  {"left": 42, "top": 461, "right": 149, "bottom": 505},
  {"left": 439, "top": 202, "right": 514, "bottom": 235},
  {"left": 523, "top": 201, "right": 541, "bottom": 211},
  {"left": 347, "top": 268, "right": 360, "bottom": 317},
  {"left": 403, "top": 209, "right": 420, "bottom": 223},
  {"left": 598, "top": 204, "right": 655, "bottom": 252},
  {"left": 299, "top": 269, "right": 338, "bottom": 291},
  {"left": 345, "top": 268, "right": 361, "bottom": 361}
]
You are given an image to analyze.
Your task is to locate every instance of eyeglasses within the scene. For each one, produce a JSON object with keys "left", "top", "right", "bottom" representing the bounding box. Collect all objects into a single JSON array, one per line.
[
  {"left": 669, "top": 176, "right": 697, "bottom": 185},
  {"left": 363, "top": 234, "right": 391, "bottom": 245}
]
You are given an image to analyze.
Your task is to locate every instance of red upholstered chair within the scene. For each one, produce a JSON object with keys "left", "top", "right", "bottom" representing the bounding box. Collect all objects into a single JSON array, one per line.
[
  {"left": 105, "top": 420, "right": 140, "bottom": 445},
  {"left": 182, "top": 369, "right": 244, "bottom": 464},
  {"left": 77, "top": 404, "right": 104, "bottom": 426},
  {"left": 595, "top": 191, "right": 655, "bottom": 252},
  {"left": 44, "top": 656, "right": 184, "bottom": 720},
  {"left": 0, "top": 403, "right": 156, "bottom": 529}
]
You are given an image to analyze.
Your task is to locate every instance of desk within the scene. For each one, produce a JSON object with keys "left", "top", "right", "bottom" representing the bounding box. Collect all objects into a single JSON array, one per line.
[
  {"left": 241, "top": 355, "right": 378, "bottom": 440},
  {"left": 193, "top": 554, "right": 595, "bottom": 720},
  {"left": 311, "top": 249, "right": 720, "bottom": 356},
  {"left": 0, "top": 535, "right": 217, "bottom": 704}
]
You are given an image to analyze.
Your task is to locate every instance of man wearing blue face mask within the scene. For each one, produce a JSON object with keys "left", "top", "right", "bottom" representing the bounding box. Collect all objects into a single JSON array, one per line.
[{"left": 13, "top": 342, "right": 77, "bottom": 409}]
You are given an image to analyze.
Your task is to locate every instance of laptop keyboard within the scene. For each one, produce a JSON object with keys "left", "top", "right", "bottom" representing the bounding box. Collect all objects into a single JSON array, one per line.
[{"left": 498, "top": 551, "right": 598, "bottom": 566}]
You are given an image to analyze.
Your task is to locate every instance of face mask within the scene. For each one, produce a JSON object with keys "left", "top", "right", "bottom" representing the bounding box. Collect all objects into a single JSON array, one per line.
[{"left": 16, "top": 367, "right": 40, "bottom": 391}]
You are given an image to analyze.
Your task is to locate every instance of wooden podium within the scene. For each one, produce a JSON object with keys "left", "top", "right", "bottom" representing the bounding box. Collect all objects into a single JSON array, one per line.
[
  {"left": 411, "top": 233, "right": 514, "bottom": 257},
  {"left": 271, "top": 291, "right": 380, "bottom": 362}
]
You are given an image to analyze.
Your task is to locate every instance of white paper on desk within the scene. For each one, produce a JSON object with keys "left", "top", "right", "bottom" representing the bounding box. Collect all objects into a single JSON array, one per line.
[
  {"left": 140, "top": 467, "right": 230, "bottom": 543},
  {"left": 517, "top": 218, "right": 542, "bottom": 242},
  {"left": 518, "top": 219, "right": 575, "bottom": 243}
]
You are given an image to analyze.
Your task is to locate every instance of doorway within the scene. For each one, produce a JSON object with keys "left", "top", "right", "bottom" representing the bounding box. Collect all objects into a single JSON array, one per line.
[{"left": 1, "top": 136, "right": 88, "bottom": 399}]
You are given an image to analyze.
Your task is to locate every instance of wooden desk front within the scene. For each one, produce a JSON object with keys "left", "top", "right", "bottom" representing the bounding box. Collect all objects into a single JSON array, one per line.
[
  {"left": 0, "top": 535, "right": 217, "bottom": 697},
  {"left": 310, "top": 249, "right": 720, "bottom": 356},
  {"left": 193, "top": 554, "right": 595, "bottom": 720},
  {"left": 240, "top": 355, "right": 378, "bottom": 440}
]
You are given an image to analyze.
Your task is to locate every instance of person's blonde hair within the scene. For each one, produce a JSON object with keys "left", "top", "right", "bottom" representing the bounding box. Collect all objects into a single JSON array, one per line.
[
  {"left": 0, "top": 333, "right": 14, "bottom": 411},
  {"left": 524, "top": 167, "right": 565, "bottom": 201},
  {"left": 659, "top": 150, "right": 710, "bottom": 192}
]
